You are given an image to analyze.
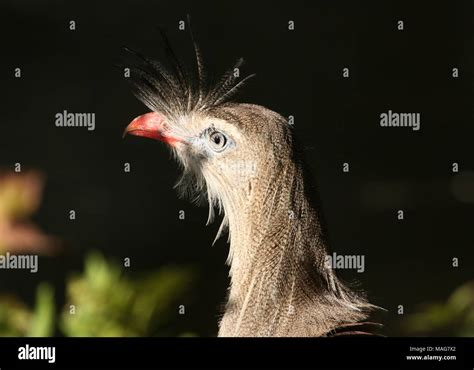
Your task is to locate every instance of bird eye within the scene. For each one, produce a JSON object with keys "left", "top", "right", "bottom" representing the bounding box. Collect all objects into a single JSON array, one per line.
[{"left": 207, "top": 130, "right": 228, "bottom": 152}]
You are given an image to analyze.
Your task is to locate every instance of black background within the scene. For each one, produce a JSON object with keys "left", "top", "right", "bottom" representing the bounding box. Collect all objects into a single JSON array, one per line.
[
  {"left": 0, "top": 0, "right": 473, "bottom": 336},
  {"left": 2, "top": 337, "right": 473, "bottom": 368}
]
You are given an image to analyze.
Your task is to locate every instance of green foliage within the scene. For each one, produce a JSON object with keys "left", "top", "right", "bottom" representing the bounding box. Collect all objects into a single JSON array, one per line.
[
  {"left": 60, "top": 251, "right": 194, "bottom": 337},
  {"left": 0, "top": 295, "right": 32, "bottom": 336},
  {"left": 0, "top": 282, "right": 55, "bottom": 337},
  {"left": 0, "top": 173, "right": 195, "bottom": 337},
  {"left": 401, "top": 281, "right": 474, "bottom": 336},
  {"left": 28, "top": 283, "right": 55, "bottom": 337},
  {"left": 0, "top": 252, "right": 194, "bottom": 337}
]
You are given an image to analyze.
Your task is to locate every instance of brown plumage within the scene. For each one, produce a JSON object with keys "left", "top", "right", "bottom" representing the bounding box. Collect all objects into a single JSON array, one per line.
[{"left": 123, "top": 22, "right": 376, "bottom": 336}]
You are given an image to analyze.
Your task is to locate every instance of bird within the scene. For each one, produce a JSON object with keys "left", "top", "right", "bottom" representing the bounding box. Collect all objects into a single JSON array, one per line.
[{"left": 123, "top": 22, "right": 376, "bottom": 337}]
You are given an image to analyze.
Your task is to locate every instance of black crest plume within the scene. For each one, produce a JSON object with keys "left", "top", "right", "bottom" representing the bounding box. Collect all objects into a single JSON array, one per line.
[{"left": 125, "top": 16, "right": 256, "bottom": 119}]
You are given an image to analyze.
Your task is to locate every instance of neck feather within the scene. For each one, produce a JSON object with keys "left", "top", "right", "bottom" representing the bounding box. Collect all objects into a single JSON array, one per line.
[{"left": 218, "top": 151, "right": 372, "bottom": 336}]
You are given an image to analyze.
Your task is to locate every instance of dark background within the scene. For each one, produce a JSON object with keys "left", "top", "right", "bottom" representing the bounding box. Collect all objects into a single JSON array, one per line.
[{"left": 0, "top": 0, "right": 473, "bottom": 336}]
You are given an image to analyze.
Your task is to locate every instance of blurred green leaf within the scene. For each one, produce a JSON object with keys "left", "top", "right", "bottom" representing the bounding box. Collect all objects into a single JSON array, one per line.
[
  {"left": 0, "top": 283, "right": 54, "bottom": 337},
  {"left": 60, "top": 251, "right": 194, "bottom": 337},
  {"left": 401, "top": 281, "right": 474, "bottom": 336},
  {"left": 0, "top": 295, "right": 31, "bottom": 336},
  {"left": 28, "top": 283, "right": 55, "bottom": 337}
]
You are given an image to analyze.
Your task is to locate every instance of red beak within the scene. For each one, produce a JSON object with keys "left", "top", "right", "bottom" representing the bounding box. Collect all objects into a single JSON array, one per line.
[{"left": 123, "top": 112, "right": 183, "bottom": 146}]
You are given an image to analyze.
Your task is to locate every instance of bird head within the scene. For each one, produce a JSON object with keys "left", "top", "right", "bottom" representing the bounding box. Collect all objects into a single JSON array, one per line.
[{"left": 123, "top": 30, "right": 294, "bottom": 242}]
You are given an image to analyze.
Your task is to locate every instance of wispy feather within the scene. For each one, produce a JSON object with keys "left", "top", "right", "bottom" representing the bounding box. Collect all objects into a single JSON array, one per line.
[{"left": 124, "top": 18, "right": 255, "bottom": 120}]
